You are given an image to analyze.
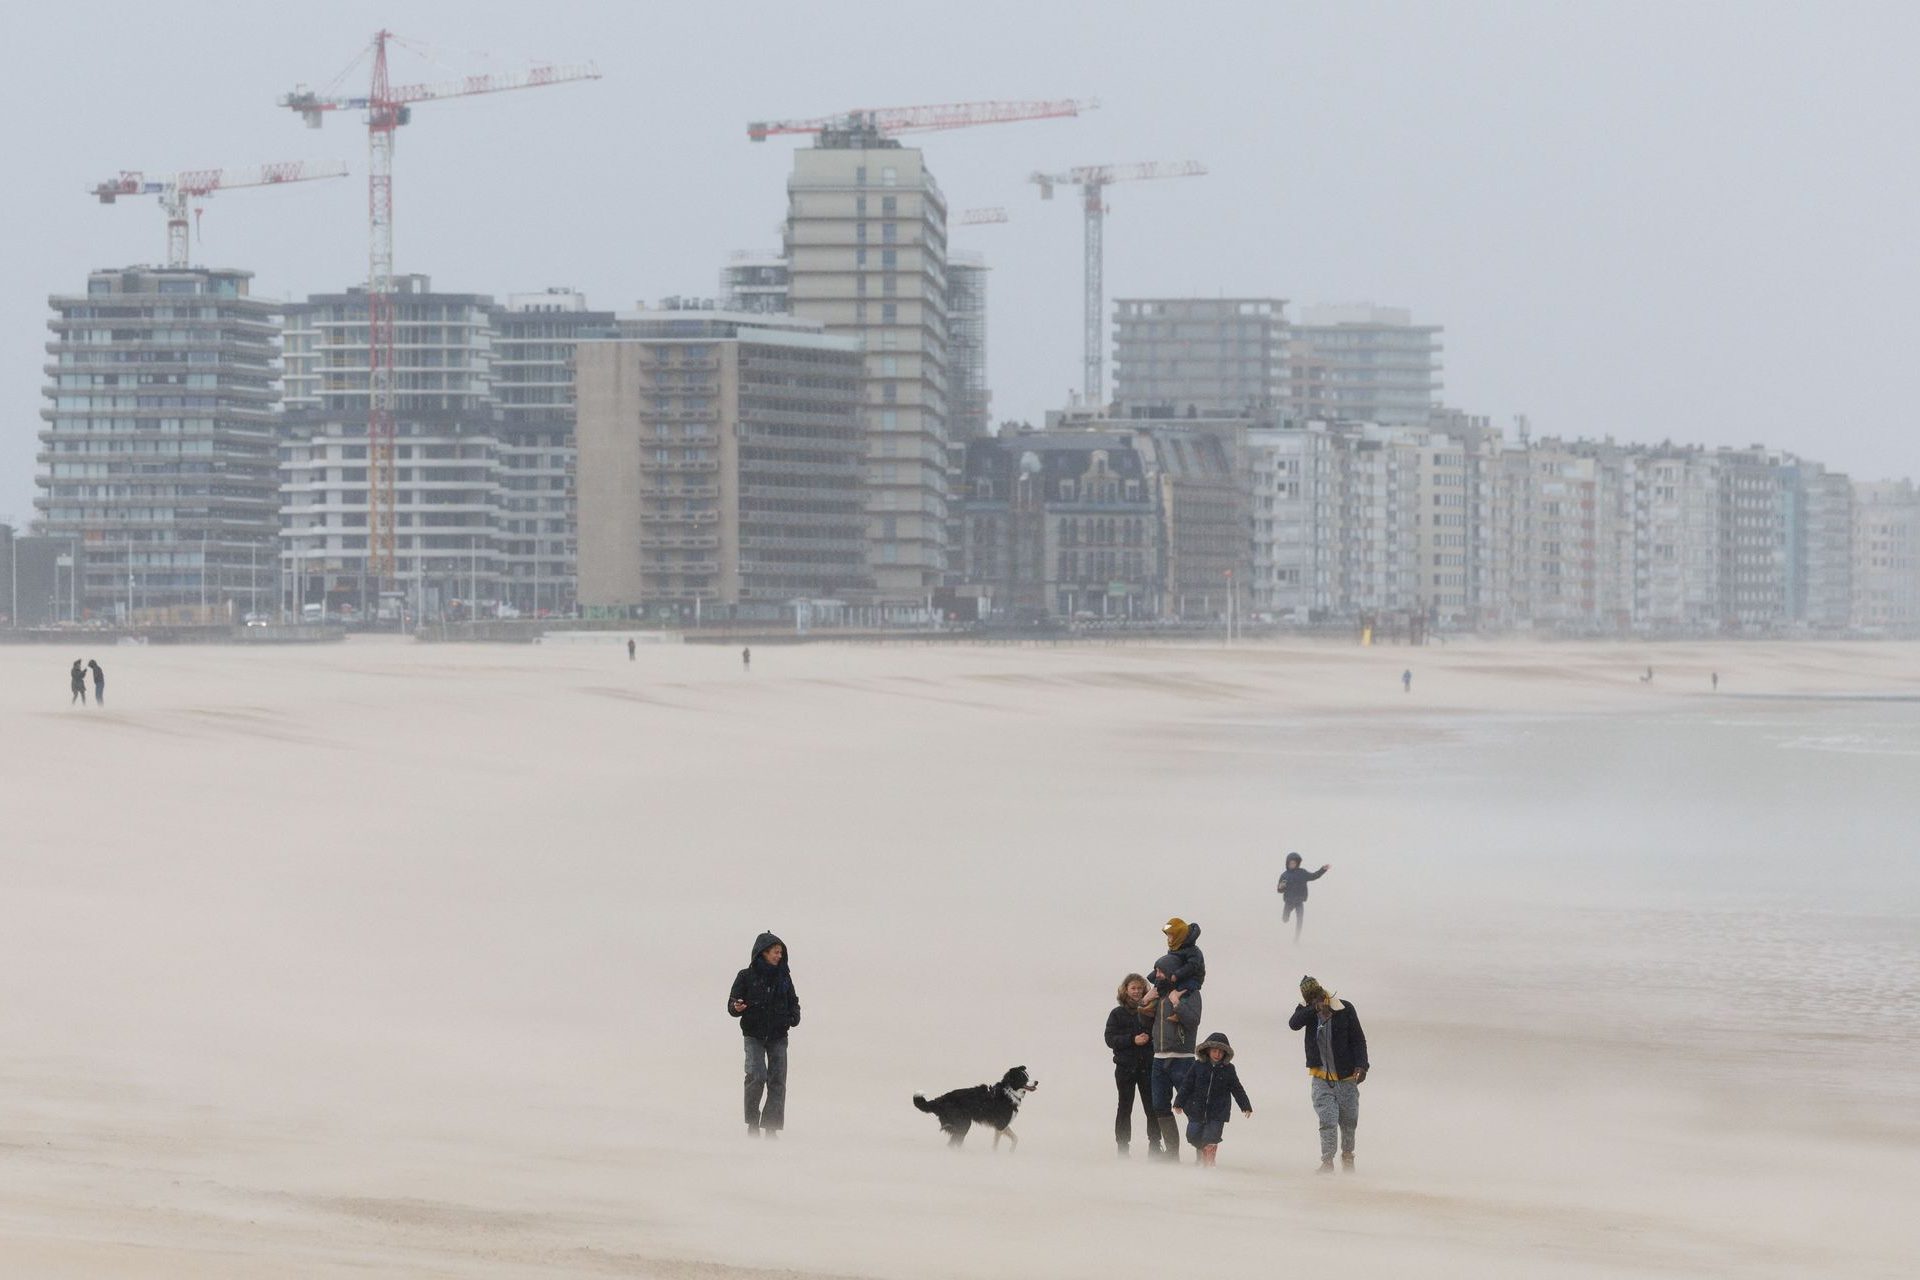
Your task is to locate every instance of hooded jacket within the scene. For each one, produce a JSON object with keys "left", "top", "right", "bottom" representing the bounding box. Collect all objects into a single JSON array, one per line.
[
  {"left": 1277, "top": 864, "right": 1325, "bottom": 903},
  {"left": 1160, "top": 921, "right": 1205, "bottom": 990},
  {"left": 727, "top": 931, "right": 801, "bottom": 1042},
  {"left": 1175, "top": 1033, "right": 1253, "bottom": 1123},
  {"left": 1148, "top": 958, "right": 1202, "bottom": 1056},
  {"left": 1287, "top": 998, "right": 1368, "bottom": 1080}
]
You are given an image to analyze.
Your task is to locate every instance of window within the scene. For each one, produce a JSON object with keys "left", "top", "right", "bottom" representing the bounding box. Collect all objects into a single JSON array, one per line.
[
  {"left": 881, "top": 304, "right": 897, "bottom": 323},
  {"left": 881, "top": 196, "right": 897, "bottom": 214},
  {"left": 881, "top": 166, "right": 898, "bottom": 186}
]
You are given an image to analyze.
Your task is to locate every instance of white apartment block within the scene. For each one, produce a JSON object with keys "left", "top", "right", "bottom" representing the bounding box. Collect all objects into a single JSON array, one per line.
[{"left": 1853, "top": 479, "right": 1920, "bottom": 631}]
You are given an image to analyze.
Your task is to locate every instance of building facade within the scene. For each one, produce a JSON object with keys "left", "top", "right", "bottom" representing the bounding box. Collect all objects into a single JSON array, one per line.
[
  {"left": 1289, "top": 304, "right": 1442, "bottom": 425},
  {"left": 946, "top": 253, "right": 991, "bottom": 444},
  {"left": 956, "top": 432, "right": 1158, "bottom": 620},
  {"left": 494, "top": 288, "right": 615, "bottom": 615},
  {"left": 36, "top": 266, "right": 279, "bottom": 620},
  {"left": 279, "top": 275, "right": 502, "bottom": 620},
  {"left": 784, "top": 134, "right": 950, "bottom": 601},
  {"left": 1112, "top": 297, "right": 1288, "bottom": 416},
  {"left": 1853, "top": 480, "right": 1920, "bottom": 632},
  {"left": 575, "top": 308, "right": 870, "bottom": 616}
]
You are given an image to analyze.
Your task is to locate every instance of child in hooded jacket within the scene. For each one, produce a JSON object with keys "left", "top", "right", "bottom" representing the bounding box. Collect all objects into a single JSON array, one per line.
[
  {"left": 1173, "top": 1031, "right": 1252, "bottom": 1168},
  {"left": 1160, "top": 918, "right": 1206, "bottom": 993}
]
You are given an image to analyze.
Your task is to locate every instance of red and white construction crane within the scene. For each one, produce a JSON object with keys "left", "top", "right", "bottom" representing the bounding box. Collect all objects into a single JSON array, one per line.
[
  {"left": 91, "top": 161, "right": 349, "bottom": 269},
  {"left": 748, "top": 100, "right": 1094, "bottom": 145},
  {"left": 956, "top": 207, "right": 1010, "bottom": 226},
  {"left": 281, "top": 31, "right": 600, "bottom": 582},
  {"left": 1030, "top": 161, "right": 1207, "bottom": 405}
]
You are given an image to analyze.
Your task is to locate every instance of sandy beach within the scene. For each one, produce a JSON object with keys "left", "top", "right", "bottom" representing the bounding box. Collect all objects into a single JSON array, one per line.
[{"left": 1, "top": 635, "right": 1916, "bottom": 1277}]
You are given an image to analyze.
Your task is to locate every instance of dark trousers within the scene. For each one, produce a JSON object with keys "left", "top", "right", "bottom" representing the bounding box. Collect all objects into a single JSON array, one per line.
[
  {"left": 93, "top": 682, "right": 104, "bottom": 706},
  {"left": 1283, "top": 898, "right": 1305, "bottom": 939},
  {"left": 1149, "top": 1056, "right": 1192, "bottom": 1117},
  {"left": 743, "top": 1036, "right": 788, "bottom": 1131},
  {"left": 1114, "top": 1063, "right": 1155, "bottom": 1147},
  {"left": 71, "top": 685, "right": 86, "bottom": 705}
]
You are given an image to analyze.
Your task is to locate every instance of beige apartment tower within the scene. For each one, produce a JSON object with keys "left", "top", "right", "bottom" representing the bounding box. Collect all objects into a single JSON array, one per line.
[
  {"left": 783, "top": 134, "right": 950, "bottom": 602},
  {"left": 575, "top": 309, "right": 870, "bottom": 616}
]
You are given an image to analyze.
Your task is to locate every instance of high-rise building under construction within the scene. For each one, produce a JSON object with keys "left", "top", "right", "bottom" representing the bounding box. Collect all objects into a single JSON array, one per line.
[{"left": 783, "top": 132, "right": 950, "bottom": 602}]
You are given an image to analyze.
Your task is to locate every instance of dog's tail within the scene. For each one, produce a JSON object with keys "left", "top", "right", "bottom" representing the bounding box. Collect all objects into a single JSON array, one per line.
[{"left": 912, "top": 1093, "right": 933, "bottom": 1112}]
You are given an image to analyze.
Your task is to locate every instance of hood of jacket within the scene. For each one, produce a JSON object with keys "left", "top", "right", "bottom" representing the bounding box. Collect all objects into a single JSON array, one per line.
[
  {"left": 1195, "top": 1032, "right": 1234, "bottom": 1062},
  {"left": 750, "top": 931, "right": 788, "bottom": 969}
]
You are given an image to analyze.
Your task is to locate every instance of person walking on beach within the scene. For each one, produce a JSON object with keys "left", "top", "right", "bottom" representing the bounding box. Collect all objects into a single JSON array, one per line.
[
  {"left": 1105, "top": 973, "right": 1160, "bottom": 1158},
  {"left": 727, "top": 931, "right": 800, "bottom": 1138},
  {"left": 1401, "top": 668, "right": 1412, "bottom": 693},
  {"left": 1142, "top": 952, "right": 1203, "bottom": 1161},
  {"left": 1289, "top": 976, "right": 1368, "bottom": 1173},
  {"left": 1172, "top": 1031, "right": 1252, "bottom": 1168},
  {"left": 69, "top": 659, "right": 88, "bottom": 706},
  {"left": 1711, "top": 671, "right": 1719, "bottom": 692},
  {"left": 627, "top": 638, "right": 636, "bottom": 661},
  {"left": 742, "top": 646, "right": 751, "bottom": 672},
  {"left": 88, "top": 659, "right": 105, "bottom": 706},
  {"left": 1276, "top": 852, "right": 1331, "bottom": 942}
]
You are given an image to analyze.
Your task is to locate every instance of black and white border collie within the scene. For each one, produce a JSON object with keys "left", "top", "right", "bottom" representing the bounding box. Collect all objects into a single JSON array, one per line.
[{"left": 912, "top": 1066, "right": 1039, "bottom": 1150}]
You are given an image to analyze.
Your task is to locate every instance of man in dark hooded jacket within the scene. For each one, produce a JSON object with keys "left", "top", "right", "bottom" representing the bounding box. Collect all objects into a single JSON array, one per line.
[{"left": 727, "top": 931, "right": 800, "bottom": 1137}]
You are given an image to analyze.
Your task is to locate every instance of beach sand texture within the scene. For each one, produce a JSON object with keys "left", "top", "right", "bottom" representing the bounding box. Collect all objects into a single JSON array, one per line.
[{"left": 2, "top": 637, "right": 1916, "bottom": 1278}]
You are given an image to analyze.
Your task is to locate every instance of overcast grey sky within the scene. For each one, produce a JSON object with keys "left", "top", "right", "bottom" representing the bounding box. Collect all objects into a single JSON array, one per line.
[{"left": 6, "top": 0, "right": 1916, "bottom": 520}]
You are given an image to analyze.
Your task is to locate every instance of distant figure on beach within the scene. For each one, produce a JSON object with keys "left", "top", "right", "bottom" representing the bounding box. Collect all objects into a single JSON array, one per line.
[
  {"left": 1172, "top": 1032, "right": 1252, "bottom": 1169},
  {"left": 1711, "top": 671, "right": 1719, "bottom": 692},
  {"left": 1644, "top": 665, "right": 1654, "bottom": 683},
  {"left": 1276, "top": 852, "right": 1331, "bottom": 942},
  {"left": 627, "top": 638, "right": 636, "bottom": 661},
  {"left": 88, "top": 659, "right": 105, "bottom": 706},
  {"left": 69, "top": 659, "right": 87, "bottom": 706},
  {"left": 1105, "top": 973, "right": 1159, "bottom": 1158},
  {"left": 1290, "top": 976, "right": 1368, "bottom": 1174},
  {"left": 728, "top": 931, "right": 800, "bottom": 1138},
  {"left": 742, "top": 647, "right": 751, "bottom": 672},
  {"left": 1401, "top": 669, "right": 1412, "bottom": 693}
]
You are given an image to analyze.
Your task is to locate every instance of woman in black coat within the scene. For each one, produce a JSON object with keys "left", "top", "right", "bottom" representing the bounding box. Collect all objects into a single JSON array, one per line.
[{"left": 1104, "top": 972, "right": 1159, "bottom": 1157}]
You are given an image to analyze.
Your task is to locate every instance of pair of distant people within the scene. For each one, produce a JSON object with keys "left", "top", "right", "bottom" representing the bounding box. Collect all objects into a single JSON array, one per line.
[{"left": 68, "top": 659, "right": 105, "bottom": 706}]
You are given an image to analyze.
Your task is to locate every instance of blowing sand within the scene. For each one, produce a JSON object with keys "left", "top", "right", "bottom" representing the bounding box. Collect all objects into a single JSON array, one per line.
[{"left": 1, "top": 636, "right": 1916, "bottom": 1278}]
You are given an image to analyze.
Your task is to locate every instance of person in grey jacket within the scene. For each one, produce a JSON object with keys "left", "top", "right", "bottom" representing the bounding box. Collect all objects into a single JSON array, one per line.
[{"left": 1140, "top": 953, "right": 1203, "bottom": 1162}]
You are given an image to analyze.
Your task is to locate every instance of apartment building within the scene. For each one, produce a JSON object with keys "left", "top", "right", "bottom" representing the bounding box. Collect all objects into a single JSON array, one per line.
[
  {"left": 1289, "top": 304, "right": 1442, "bottom": 425},
  {"left": 784, "top": 133, "right": 950, "bottom": 601},
  {"left": 575, "top": 307, "right": 870, "bottom": 616},
  {"left": 1853, "top": 479, "right": 1920, "bottom": 631},
  {"left": 37, "top": 265, "right": 279, "bottom": 619},
  {"left": 1111, "top": 297, "right": 1289, "bottom": 416},
  {"left": 279, "top": 275, "right": 501, "bottom": 618},
  {"left": 494, "top": 288, "right": 615, "bottom": 615}
]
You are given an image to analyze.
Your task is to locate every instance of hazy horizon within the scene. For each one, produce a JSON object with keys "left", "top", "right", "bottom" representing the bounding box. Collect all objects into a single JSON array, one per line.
[{"left": 6, "top": 0, "right": 1918, "bottom": 521}]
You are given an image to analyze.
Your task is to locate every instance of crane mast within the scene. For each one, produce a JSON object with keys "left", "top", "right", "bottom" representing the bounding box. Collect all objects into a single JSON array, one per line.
[{"left": 1031, "top": 161, "right": 1207, "bottom": 405}]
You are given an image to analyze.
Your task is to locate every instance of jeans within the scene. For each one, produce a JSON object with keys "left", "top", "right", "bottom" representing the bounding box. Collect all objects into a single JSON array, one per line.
[
  {"left": 1149, "top": 1056, "right": 1192, "bottom": 1117},
  {"left": 743, "top": 1037, "right": 788, "bottom": 1131},
  {"left": 1282, "top": 899, "right": 1305, "bottom": 939},
  {"left": 1311, "top": 1076, "right": 1359, "bottom": 1160},
  {"left": 1114, "top": 1064, "right": 1153, "bottom": 1146}
]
